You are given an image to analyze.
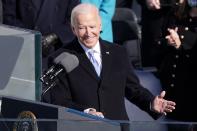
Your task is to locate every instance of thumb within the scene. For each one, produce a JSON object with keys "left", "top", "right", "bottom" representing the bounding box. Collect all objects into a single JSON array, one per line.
[
  {"left": 165, "top": 35, "right": 170, "bottom": 39},
  {"left": 159, "top": 91, "right": 166, "bottom": 98}
]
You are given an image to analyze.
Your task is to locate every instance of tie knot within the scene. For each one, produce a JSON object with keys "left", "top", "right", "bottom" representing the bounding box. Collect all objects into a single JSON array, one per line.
[
  {"left": 88, "top": 49, "right": 96, "bottom": 55},
  {"left": 88, "top": 50, "right": 96, "bottom": 63},
  {"left": 88, "top": 49, "right": 96, "bottom": 58}
]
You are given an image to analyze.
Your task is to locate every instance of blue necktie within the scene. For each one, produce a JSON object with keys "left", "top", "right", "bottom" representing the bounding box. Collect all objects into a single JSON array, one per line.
[{"left": 88, "top": 50, "right": 101, "bottom": 76}]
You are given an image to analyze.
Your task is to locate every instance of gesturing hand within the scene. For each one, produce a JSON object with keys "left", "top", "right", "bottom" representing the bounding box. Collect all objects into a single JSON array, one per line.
[
  {"left": 152, "top": 91, "right": 176, "bottom": 115},
  {"left": 84, "top": 108, "right": 104, "bottom": 118},
  {"left": 165, "top": 27, "right": 181, "bottom": 49}
]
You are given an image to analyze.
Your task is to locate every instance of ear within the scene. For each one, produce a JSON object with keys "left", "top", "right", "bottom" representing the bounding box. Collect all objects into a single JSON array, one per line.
[
  {"left": 99, "top": 23, "right": 102, "bottom": 32},
  {"left": 98, "top": 17, "right": 102, "bottom": 32},
  {"left": 71, "top": 26, "right": 77, "bottom": 35}
]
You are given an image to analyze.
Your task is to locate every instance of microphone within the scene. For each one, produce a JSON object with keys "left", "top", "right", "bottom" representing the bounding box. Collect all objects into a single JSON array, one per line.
[
  {"left": 40, "top": 52, "right": 79, "bottom": 95},
  {"left": 54, "top": 52, "right": 79, "bottom": 73},
  {"left": 42, "top": 33, "right": 59, "bottom": 57}
]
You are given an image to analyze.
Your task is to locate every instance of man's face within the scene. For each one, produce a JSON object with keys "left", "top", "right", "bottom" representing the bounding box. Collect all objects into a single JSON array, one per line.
[{"left": 72, "top": 12, "right": 102, "bottom": 48}]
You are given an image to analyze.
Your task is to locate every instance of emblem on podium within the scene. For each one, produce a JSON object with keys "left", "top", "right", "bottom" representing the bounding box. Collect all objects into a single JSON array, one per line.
[{"left": 13, "top": 111, "right": 38, "bottom": 131}]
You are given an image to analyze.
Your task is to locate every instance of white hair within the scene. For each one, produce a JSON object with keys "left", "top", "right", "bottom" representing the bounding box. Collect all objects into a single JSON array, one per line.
[{"left": 71, "top": 3, "right": 100, "bottom": 27}]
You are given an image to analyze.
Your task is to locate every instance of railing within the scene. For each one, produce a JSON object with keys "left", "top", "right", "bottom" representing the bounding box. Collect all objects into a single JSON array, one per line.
[{"left": 0, "top": 118, "right": 196, "bottom": 131}]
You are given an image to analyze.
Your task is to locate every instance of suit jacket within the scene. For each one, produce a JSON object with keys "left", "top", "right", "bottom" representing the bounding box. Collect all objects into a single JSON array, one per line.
[
  {"left": 2, "top": 0, "right": 79, "bottom": 44},
  {"left": 44, "top": 39, "right": 156, "bottom": 120}
]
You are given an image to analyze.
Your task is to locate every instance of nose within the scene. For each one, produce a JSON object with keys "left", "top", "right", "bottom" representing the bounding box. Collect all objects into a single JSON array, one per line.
[{"left": 85, "top": 27, "right": 91, "bottom": 35}]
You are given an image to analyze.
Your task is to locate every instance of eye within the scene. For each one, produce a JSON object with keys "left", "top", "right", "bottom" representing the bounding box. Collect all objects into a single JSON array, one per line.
[
  {"left": 90, "top": 26, "right": 96, "bottom": 29},
  {"left": 78, "top": 26, "right": 85, "bottom": 30}
]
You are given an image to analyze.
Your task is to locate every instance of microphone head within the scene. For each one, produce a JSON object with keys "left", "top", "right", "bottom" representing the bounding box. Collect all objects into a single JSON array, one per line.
[{"left": 54, "top": 52, "right": 79, "bottom": 73}]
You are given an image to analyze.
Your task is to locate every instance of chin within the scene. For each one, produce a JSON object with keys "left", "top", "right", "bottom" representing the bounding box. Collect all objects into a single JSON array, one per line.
[
  {"left": 84, "top": 41, "right": 97, "bottom": 48},
  {"left": 84, "top": 43, "right": 95, "bottom": 48}
]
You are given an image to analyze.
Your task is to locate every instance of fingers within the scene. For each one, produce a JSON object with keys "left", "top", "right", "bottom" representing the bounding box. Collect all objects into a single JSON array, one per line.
[
  {"left": 163, "top": 106, "right": 174, "bottom": 115},
  {"left": 93, "top": 112, "right": 104, "bottom": 118},
  {"left": 165, "top": 102, "right": 176, "bottom": 110},
  {"left": 88, "top": 110, "right": 104, "bottom": 118},
  {"left": 95, "top": 112, "right": 104, "bottom": 118},
  {"left": 167, "top": 28, "right": 177, "bottom": 37},
  {"left": 166, "top": 27, "right": 181, "bottom": 48},
  {"left": 165, "top": 35, "right": 175, "bottom": 44},
  {"left": 154, "top": 0, "right": 161, "bottom": 9},
  {"left": 161, "top": 100, "right": 176, "bottom": 115},
  {"left": 154, "top": 91, "right": 176, "bottom": 115},
  {"left": 167, "top": 27, "right": 179, "bottom": 38},
  {"left": 167, "top": 101, "right": 176, "bottom": 106}
]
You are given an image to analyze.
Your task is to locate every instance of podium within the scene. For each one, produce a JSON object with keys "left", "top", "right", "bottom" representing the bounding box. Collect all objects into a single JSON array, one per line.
[{"left": 0, "top": 96, "right": 121, "bottom": 131}]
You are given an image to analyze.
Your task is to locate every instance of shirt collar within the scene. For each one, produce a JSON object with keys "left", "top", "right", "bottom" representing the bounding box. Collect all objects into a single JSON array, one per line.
[{"left": 79, "top": 40, "right": 101, "bottom": 55}]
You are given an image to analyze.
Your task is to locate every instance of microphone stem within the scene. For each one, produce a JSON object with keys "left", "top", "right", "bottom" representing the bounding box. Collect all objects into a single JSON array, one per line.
[{"left": 41, "top": 82, "right": 56, "bottom": 97}]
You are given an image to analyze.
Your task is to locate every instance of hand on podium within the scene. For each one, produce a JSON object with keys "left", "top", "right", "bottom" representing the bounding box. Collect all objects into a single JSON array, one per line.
[{"left": 84, "top": 108, "right": 104, "bottom": 118}]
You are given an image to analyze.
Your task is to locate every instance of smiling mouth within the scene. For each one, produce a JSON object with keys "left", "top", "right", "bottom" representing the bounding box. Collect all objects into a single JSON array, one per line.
[{"left": 85, "top": 36, "right": 95, "bottom": 41}]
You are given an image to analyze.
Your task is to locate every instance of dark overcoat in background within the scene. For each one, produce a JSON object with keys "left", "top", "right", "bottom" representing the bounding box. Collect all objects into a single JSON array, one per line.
[{"left": 2, "top": 0, "right": 79, "bottom": 45}]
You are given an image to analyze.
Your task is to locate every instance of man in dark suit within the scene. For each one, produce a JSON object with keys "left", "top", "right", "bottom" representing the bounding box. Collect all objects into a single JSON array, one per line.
[
  {"left": 2, "top": 0, "right": 79, "bottom": 69},
  {"left": 43, "top": 3, "right": 176, "bottom": 120}
]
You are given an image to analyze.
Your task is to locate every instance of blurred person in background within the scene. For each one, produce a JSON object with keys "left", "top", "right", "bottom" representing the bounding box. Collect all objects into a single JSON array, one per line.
[
  {"left": 158, "top": 0, "right": 197, "bottom": 130},
  {"left": 137, "top": 0, "right": 178, "bottom": 68},
  {"left": 80, "top": 0, "right": 115, "bottom": 42},
  {"left": 2, "top": 0, "right": 79, "bottom": 70}
]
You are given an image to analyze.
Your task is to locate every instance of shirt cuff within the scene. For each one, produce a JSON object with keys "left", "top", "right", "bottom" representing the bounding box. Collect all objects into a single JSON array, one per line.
[{"left": 84, "top": 108, "right": 96, "bottom": 113}]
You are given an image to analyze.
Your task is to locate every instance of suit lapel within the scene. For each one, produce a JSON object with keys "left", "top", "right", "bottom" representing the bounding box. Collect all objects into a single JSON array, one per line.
[
  {"left": 71, "top": 41, "right": 99, "bottom": 81},
  {"left": 100, "top": 41, "right": 112, "bottom": 83},
  {"left": 79, "top": 52, "right": 100, "bottom": 81}
]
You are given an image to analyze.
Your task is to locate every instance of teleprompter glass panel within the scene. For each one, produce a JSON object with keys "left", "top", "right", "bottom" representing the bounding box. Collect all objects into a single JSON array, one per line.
[{"left": 0, "top": 24, "right": 41, "bottom": 100}]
